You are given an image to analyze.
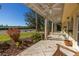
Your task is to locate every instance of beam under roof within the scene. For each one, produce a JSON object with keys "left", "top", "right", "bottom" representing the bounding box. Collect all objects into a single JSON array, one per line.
[{"left": 25, "top": 3, "right": 64, "bottom": 23}]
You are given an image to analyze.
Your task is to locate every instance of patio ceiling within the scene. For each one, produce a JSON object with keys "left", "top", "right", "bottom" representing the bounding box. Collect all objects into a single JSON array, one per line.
[{"left": 25, "top": 3, "right": 64, "bottom": 23}]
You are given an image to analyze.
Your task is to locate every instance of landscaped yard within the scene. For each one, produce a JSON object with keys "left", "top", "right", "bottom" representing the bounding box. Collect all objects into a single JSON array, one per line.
[
  {"left": 0, "top": 30, "right": 44, "bottom": 56},
  {"left": 0, "top": 31, "right": 36, "bottom": 42}
]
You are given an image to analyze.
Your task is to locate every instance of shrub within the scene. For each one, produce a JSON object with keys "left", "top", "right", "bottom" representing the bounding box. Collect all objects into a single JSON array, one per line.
[
  {"left": 40, "top": 32, "right": 44, "bottom": 40},
  {"left": 31, "top": 32, "right": 44, "bottom": 43},
  {"left": 6, "top": 28, "right": 21, "bottom": 47}
]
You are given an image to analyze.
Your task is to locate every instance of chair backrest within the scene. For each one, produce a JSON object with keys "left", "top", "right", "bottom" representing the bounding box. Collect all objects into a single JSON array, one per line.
[{"left": 53, "top": 44, "right": 77, "bottom": 56}]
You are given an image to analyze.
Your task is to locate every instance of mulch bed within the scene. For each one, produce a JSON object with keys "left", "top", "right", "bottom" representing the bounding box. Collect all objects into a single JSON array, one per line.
[{"left": 0, "top": 38, "right": 33, "bottom": 56}]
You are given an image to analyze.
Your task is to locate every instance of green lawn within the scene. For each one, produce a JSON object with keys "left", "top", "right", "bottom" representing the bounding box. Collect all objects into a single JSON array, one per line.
[
  {"left": 0, "top": 31, "right": 36, "bottom": 42},
  {"left": 0, "top": 34, "right": 10, "bottom": 42},
  {"left": 20, "top": 32, "right": 35, "bottom": 38}
]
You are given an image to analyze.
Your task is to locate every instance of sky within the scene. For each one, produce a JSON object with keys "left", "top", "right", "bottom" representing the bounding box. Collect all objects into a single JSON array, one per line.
[{"left": 0, "top": 3, "right": 31, "bottom": 26}]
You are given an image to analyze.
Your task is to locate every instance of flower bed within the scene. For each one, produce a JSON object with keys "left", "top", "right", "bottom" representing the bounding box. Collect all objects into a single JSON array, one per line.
[
  {"left": 0, "top": 38, "right": 33, "bottom": 56},
  {"left": 0, "top": 28, "right": 44, "bottom": 56}
]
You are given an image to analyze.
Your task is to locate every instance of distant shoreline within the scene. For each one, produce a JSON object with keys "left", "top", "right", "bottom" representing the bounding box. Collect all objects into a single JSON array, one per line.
[{"left": 0, "top": 29, "right": 35, "bottom": 34}]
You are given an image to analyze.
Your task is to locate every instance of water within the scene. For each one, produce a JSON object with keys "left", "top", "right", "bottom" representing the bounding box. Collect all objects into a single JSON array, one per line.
[
  {"left": 0, "top": 29, "right": 34, "bottom": 34},
  {"left": 0, "top": 30, "right": 7, "bottom": 34}
]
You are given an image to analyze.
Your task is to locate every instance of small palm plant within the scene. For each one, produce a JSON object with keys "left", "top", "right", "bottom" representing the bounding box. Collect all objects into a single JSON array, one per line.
[{"left": 7, "top": 28, "right": 21, "bottom": 47}]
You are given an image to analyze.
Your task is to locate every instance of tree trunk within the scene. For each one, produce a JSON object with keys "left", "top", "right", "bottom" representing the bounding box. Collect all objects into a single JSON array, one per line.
[{"left": 35, "top": 13, "right": 38, "bottom": 31}]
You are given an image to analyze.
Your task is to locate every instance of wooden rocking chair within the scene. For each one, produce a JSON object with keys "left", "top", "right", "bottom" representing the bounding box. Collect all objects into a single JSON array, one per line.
[{"left": 53, "top": 44, "right": 79, "bottom": 56}]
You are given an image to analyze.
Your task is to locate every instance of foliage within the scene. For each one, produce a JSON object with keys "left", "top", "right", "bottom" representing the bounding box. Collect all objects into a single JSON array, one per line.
[
  {"left": 6, "top": 28, "right": 21, "bottom": 47},
  {"left": 7, "top": 28, "right": 21, "bottom": 42},
  {"left": 0, "top": 29, "right": 44, "bottom": 47},
  {"left": 25, "top": 10, "right": 44, "bottom": 31},
  {"left": 0, "top": 26, "right": 30, "bottom": 30},
  {"left": 31, "top": 32, "right": 44, "bottom": 43}
]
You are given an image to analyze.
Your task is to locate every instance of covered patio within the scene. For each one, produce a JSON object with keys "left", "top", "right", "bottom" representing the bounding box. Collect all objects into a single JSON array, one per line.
[
  {"left": 25, "top": 3, "right": 64, "bottom": 40},
  {"left": 17, "top": 3, "right": 79, "bottom": 56}
]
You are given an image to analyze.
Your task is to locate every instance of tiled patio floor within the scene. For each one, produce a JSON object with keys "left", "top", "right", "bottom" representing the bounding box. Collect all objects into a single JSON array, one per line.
[{"left": 17, "top": 39, "right": 77, "bottom": 56}]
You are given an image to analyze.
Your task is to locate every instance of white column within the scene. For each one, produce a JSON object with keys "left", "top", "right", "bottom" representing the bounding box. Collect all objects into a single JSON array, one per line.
[
  {"left": 51, "top": 22, "right": 54, "bottom": 33},
  {"left": 73, "top": 14, "right": 77, "bottom": 41},
  {"left": 45, "top": 19, "right": 48, "bottom": 40},
  {"left": 73, "top": 14, "right": 78, "bottom": 50}
]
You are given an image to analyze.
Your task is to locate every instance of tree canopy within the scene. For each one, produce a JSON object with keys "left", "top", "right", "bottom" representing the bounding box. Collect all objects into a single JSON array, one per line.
[{"left": 24, "top": 10, "right": 45, "bottom": 31}]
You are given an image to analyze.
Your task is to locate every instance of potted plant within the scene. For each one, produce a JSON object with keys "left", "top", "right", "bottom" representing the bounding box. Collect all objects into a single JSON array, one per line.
[{"left": 63, "top": 34, "right": 72, "bottom": 46}]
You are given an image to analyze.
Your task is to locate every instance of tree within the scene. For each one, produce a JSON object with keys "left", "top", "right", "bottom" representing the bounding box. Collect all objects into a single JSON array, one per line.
[
  {"left": 35, "top": 13, "right": 38, "bottom": 31},
  {"left": 24, "top": 10, "right": 44, "bottom": 31}
]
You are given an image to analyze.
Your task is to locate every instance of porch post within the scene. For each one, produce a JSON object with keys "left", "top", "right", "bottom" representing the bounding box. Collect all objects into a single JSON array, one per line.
[
  {"left": 73, "top": 14, "right": 78, "bottom": 49},
  {"left": 45, "top": 19, "right": 48, "bottom": 40},
  {"left": 73, "top": 14, "right": 77, "bottom": 41},
  {"left": 51, "top": 22, "right": 54, "bottom": 33}
]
